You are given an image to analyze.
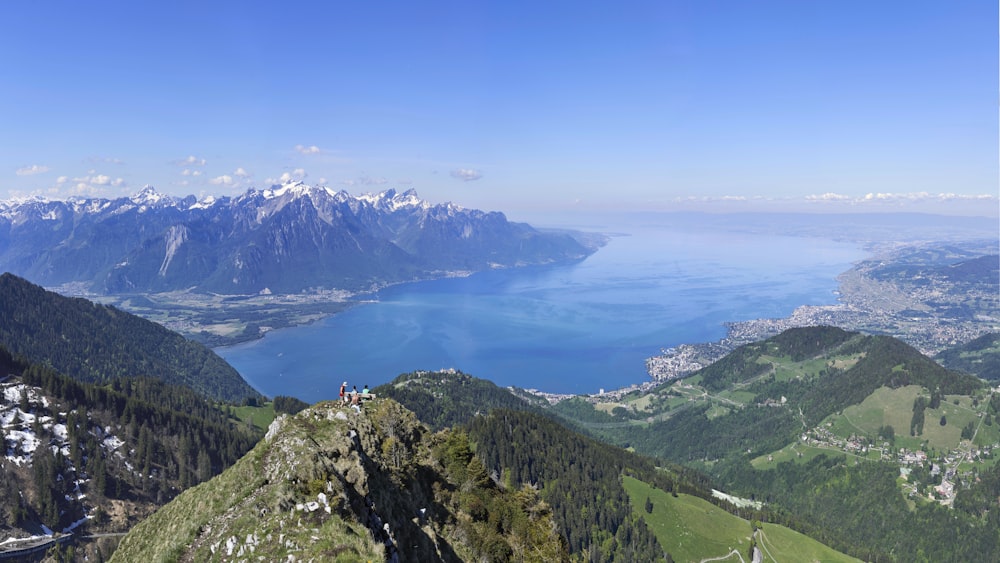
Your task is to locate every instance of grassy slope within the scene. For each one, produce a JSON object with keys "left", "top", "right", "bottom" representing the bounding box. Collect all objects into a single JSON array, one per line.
[
  {"left": 110, "top": 407, "right": 381, "bottom": 563},
  {"left": 623, "top": 476, "right": 860, "bottom": 563}
]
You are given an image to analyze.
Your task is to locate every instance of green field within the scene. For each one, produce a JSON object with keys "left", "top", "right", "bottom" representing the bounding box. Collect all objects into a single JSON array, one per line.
[
  {"left": 228, "top": 403, "right": 276, "bottom": 431},
  {"left": 623, "top": 476, "right": 860, "bottom": 563},
  {"left": 751, "top": 442, "right": 863, "bottom": 469},
  {"left": 823, "top": 385, "right": 997, "bottom": 451}
]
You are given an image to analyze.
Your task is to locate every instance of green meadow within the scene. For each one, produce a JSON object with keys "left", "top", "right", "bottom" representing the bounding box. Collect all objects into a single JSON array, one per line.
[{"left": 623, "top": 476, "right": 860, "bottom": 563}]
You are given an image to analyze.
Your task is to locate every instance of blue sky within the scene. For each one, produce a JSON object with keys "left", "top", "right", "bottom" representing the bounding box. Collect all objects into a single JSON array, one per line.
[{"left": 2, "top": 1, "right": 997, "bottom": 217}]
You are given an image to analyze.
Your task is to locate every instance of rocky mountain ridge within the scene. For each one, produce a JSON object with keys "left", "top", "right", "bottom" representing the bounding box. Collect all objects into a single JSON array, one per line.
[
  {"left": 110, "top": 399, "right": 567, "bottom": 562},
  {"left": 0, "top": 183, "right": 598, "bottom": 295}
]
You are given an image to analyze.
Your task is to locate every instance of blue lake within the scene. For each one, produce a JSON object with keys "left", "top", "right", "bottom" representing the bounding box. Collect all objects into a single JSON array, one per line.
[{"left": 217, "top": 226, "right": 867, "bottom": 401}]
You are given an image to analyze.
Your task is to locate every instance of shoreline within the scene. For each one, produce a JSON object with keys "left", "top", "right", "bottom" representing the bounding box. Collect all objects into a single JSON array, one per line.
[
  {"left": 541, "top": 243, "right": 999, "bottom": 404},
  {"left": 213, "top": 237, "right": 995, "bottom": 401}
]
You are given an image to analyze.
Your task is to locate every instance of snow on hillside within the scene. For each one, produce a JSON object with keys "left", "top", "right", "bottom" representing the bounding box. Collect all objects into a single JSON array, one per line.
[{"left": 1, "top": 380, "right": 124, "bottom": 473}]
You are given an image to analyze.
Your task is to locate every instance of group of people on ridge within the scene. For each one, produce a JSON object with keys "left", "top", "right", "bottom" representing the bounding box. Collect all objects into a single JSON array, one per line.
[{"left": 339, "top": 381, "right": 369, "bottom": 409}]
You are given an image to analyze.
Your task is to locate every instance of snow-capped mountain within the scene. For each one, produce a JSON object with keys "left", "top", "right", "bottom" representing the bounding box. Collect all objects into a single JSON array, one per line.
[{"left": 0, "top": 183, "right": 595, "bottom": 294}]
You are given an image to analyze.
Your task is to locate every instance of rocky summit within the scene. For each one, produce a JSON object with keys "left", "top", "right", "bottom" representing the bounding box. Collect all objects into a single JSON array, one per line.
[{"left": 109, "top": 399, "right": 567, "bottom": 562}]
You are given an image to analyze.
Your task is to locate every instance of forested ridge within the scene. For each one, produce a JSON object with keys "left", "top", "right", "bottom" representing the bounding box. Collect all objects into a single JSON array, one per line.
[
  {"left": 0, "top": 273, "right": 259, "bottom": 402},
  {"left": 373, "top": 370, "right": 549, "bottom": 431},
  {"left": 935, "top": 332, "right": 1000, "bottom": 381},
  {"left": 468, "top": 409, "right": 674, "bottom": 562},
  {"left": 609, "top": 328, "right": 984, "bottom": 462}
]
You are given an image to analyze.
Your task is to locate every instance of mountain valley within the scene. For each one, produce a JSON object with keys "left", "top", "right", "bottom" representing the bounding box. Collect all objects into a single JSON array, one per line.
[{"left": 0, "top": 189, "right": 997, "bottom": 561}]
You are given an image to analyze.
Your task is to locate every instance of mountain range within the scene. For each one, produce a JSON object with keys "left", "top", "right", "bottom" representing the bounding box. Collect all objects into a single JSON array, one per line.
[{"left": 0, "top": 183, "right": 597, "bottom": 295}]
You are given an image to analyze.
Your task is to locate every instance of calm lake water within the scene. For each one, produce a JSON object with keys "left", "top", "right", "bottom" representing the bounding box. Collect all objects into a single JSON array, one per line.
[{"left": 217, "top": 226, "right": 867, "bottom": 401}]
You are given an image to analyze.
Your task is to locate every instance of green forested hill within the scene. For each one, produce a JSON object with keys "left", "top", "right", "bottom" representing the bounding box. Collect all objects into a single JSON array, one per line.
[
  {"left": 589, "top": 327, "right": 983, "bottom": 463},
  {"left": 554, "top": 326, "right": 998, "bottom": 561},
  {"left": 0, "top": 273, "right": 259, "bottom": 402},
  {"left": 936, "top": 332, "right": 1000, "bottom": 381}
]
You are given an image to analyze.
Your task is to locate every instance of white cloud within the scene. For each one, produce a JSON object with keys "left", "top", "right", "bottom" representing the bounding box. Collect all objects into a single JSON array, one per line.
[
  {"left": 234, "top": 167, "right": 251, "bottom": 178},
  {"left": 861, "top": 192, "right": 995, "bottom": 203},
  {"left": 174, "top": 155, "right": 207, "bottom": 166},
  {"left": 210, "top": 175, "right": 235, "bottom": 186},
  {"left": 361, "top": 175, "right": 388, "bottom": 185},
  {"left": 451, "top": 168, "right": 483, "bottom": 182},
  {"left": 294, "top": 144, "right": 322, "bottom": 155},
  {"left": 16, "top": 164, "right": 49, "bottom": 176},
  {"left": 270, "top": 169, "right": 308, "bottom": 184},
  {"left": 799, "top": 191, "right": 998, "bottom": 207},
  {"left": 89, "top": 156, "right": 124, "bottom": 165},
  {"left": 67, "top": 172, "right": 126, "bottom": 191},
  {"left": 181, "top": 169, "right": 203, "bottom": 177},
  {"left": 70, "top": 182, "right": 106, "bottom": 196},
  {"left": 806, "top": 192, "right": 852, "bottom": 202}
]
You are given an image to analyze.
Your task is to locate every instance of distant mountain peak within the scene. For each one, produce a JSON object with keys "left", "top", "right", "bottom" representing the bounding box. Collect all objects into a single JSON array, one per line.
[
  {"left": 357, "top": 187, "right": 431, "bottom": 212},
  {"left": 130, "top": 185, "right": 169, "bottom": 206},
  {"left": 0, "top": 184, "right": 597, "bottom": 294},
  {"left": 261, "top": 180, "right": 318, "bottom": 199}
]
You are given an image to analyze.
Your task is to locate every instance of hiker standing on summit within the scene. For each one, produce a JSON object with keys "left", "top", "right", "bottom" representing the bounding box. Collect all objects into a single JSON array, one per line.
[{"left": 340, "top": 381, "right": 348, "bottom": 405}]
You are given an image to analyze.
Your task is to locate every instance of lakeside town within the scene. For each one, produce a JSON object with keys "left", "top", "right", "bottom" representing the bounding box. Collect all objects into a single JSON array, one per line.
[
  {"left": 523, "top": 242, "right": 997, "bottom": 405},
  {"left": 644, "top": 248, "right": 998, "bottom": 385}
]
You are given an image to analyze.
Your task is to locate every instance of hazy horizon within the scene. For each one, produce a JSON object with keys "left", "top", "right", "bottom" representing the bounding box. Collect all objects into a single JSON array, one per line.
[{"left": 3, "top": 1, "right": 997, "bottom": 218}]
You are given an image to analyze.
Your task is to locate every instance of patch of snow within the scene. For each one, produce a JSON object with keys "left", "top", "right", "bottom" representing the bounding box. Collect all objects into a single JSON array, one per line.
[
  {"left": 63, "top": 515, "right": 92, "bottom": 533},
  {"left": 50, "top": 422, "right": 68, "bottom": 442},
  {"left": 103, "top": 435, "right": 125, "bottom": 451},
  {"left": 711, "top": 489, "right": 763, "bottom": 509},
  {"left": 7, "top": 429, "right": 40, "bottom": 454},
  {"left": 189, "top": 195, "right": 218, "bottom": 210},
  {"left": 262, "top": 181, "right": 317, "bottom": 199},
  {"left": 0, "top": 534, "right": 49, "bottom": 547}
]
